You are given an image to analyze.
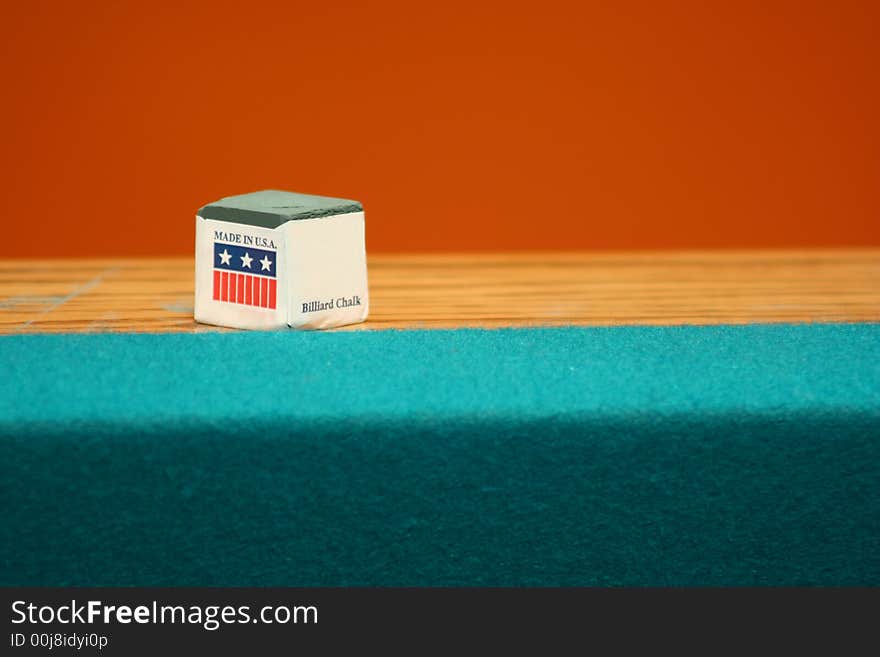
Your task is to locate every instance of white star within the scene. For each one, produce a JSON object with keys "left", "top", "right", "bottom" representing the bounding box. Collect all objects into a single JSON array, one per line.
[
  {"left": 260, "top": 255, "right": 273, "bottom": 272},
  {"left": 240, "top": 252, "right": 253, "bottom": 269},
  {"left": 218, "top": 249, "right": 232, "bottom": 265}
]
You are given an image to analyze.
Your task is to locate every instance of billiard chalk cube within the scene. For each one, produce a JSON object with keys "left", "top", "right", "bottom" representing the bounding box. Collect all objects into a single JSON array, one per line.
[{"left": 194, "top": 190, "right": 369, "bottom": 330}]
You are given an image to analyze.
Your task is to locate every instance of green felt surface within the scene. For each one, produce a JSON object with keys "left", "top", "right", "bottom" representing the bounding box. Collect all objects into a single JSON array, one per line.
[
  {"left": 198, "top": 189, "right": 363, "bottom": 227},
  {"left": 1, "top": 324, "right": 879, "bottom": 586}
]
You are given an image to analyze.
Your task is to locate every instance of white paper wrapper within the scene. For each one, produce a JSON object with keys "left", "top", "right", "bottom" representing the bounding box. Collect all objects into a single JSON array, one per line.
[{"left": 194, "top": 211, "right": 368, "bottom": 330}]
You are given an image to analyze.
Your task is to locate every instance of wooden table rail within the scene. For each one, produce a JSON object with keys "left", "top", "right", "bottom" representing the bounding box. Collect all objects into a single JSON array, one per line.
[{"left": 0, "top": 250, "right": 878, "bottom": 333}]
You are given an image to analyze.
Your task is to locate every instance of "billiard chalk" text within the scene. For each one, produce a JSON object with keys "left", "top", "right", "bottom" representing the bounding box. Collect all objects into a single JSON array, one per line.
[{"left": 302, "top": 295, "right": 362, "bottom": 313}]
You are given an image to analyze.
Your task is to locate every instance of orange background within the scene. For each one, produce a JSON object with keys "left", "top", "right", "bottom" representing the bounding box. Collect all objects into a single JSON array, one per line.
[{"left": 2, "top": 0, "right": 877, "bottom": 257}]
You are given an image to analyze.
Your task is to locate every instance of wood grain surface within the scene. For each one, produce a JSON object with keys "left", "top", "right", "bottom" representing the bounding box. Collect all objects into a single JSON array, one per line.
[{"left": 1, "top": 250, "right": 878, "bottom": 334}]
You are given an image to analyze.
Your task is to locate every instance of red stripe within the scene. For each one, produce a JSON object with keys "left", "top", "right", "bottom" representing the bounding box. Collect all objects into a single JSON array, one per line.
[{"left": 216, "top": 271, "right": 277, "bottom": 309}]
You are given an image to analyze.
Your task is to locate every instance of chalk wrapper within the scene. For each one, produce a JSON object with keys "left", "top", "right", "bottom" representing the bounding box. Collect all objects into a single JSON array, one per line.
[{"left": 194, "top": 189, "right": 368, "bottom": 330}]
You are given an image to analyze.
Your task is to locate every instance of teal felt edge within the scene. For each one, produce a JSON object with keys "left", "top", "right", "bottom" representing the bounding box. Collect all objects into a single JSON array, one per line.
[{"left": 1, "top": 324, "right": 878, "bottom": 586}]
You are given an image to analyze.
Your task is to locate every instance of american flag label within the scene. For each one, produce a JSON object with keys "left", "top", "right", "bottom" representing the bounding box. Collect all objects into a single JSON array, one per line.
[{"left": 212, "top": 242, "right": 277, "bottom": 310}]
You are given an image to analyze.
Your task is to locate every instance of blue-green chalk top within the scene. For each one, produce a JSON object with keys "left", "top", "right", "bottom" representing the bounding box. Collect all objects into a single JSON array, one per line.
[{"left": 197, "top": 189, "right": 363, "bottom": 228}]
